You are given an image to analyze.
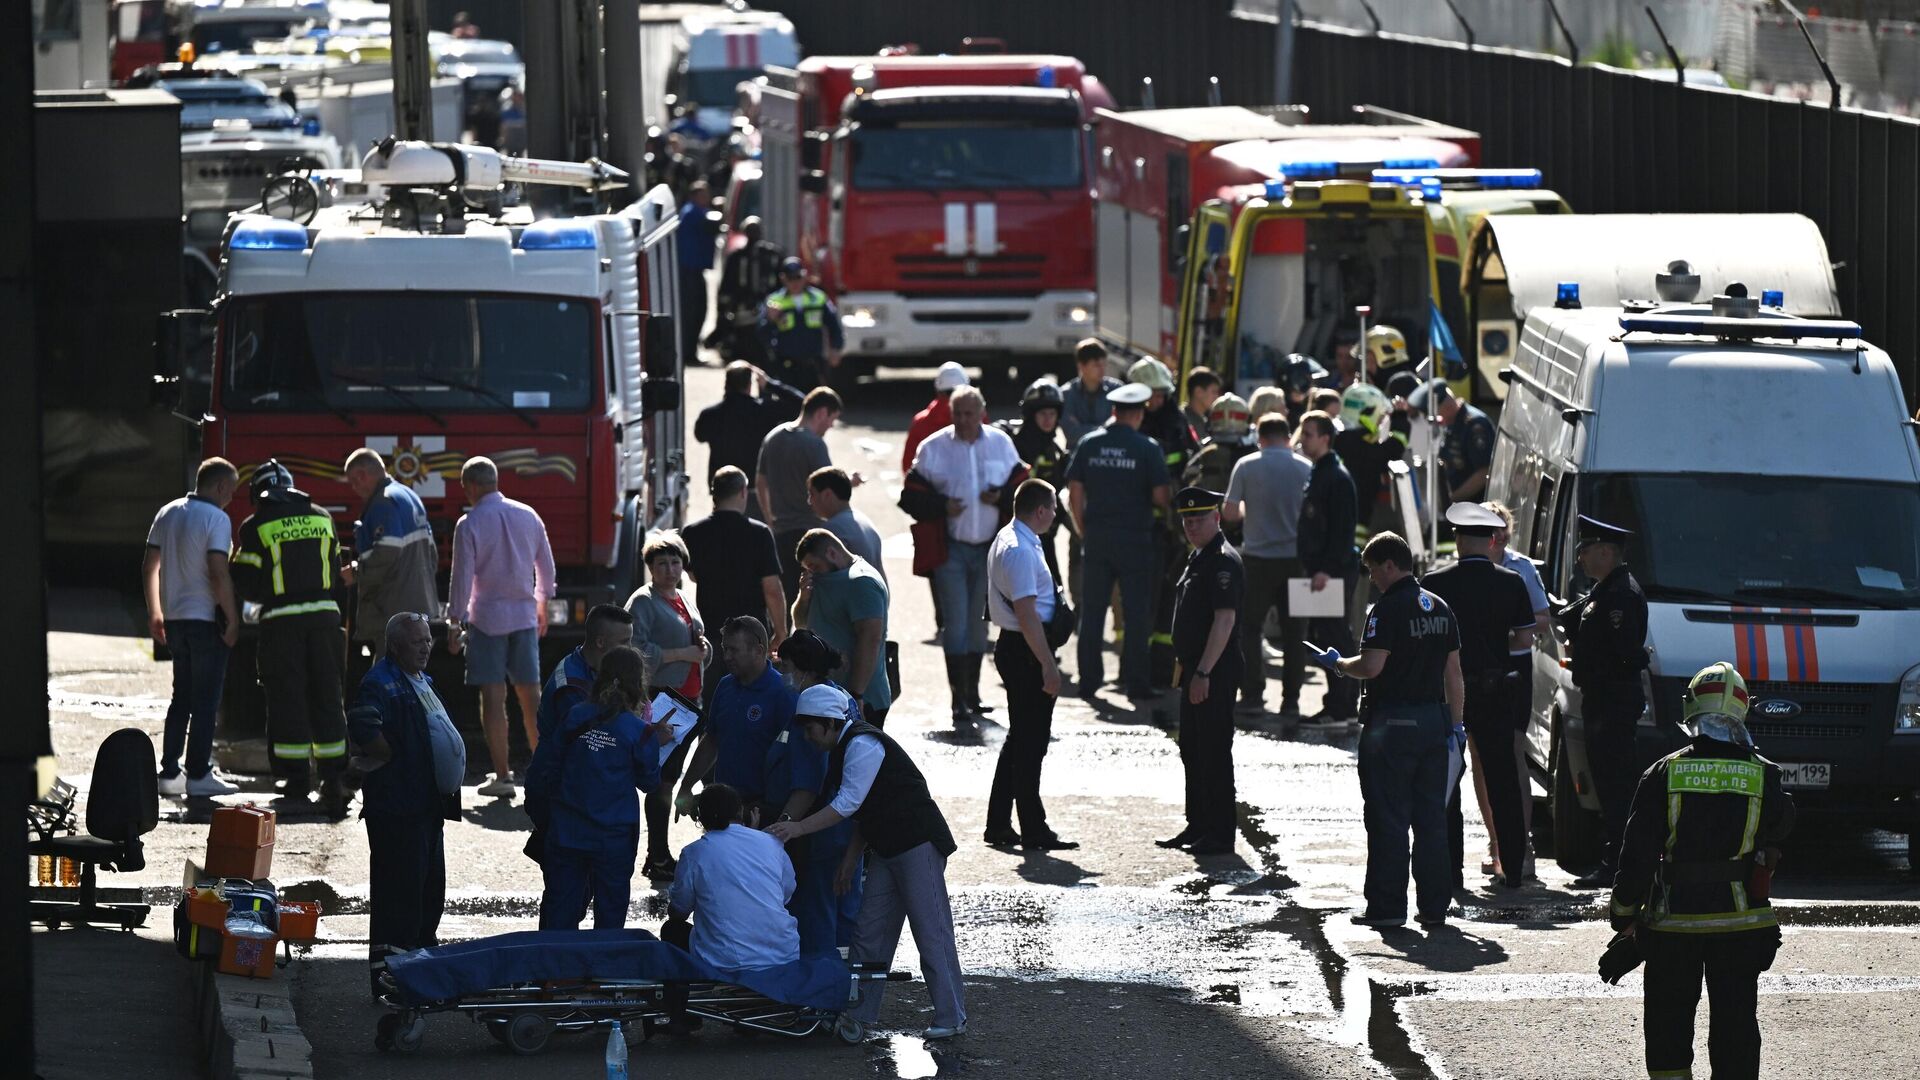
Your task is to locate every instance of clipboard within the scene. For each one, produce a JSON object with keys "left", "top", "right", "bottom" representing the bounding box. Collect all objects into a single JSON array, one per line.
[
  {"left": 1287, "top": 577, "right": 1346, "bottom": 619},
  {"left": 648, "top": 689, "right": 701, "bottom": 767}
]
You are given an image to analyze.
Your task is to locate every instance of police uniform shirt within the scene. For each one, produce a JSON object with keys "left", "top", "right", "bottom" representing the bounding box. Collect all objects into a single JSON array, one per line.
[
  {"left": 1173, "top": 531, "right": 1245, "bottom": 676},
  {"left": 1567, "top": 565, "right": 1649, "bottom": 694},
  {"left": 1063, "top": 423, "right": 1171, "bottom": 535},
  {"left": 1438, "top": 403, "right": 1496, "bottom": 490},
  {"left": 1359, "top": 575, "right": 1460, "bottom": 712},
  {"left": 760, "top": 286, "right": 845, "bottom": 358},
  {"left": 1420, "top": 557, "right": 1535, "bottom": 677},
  {"left": 988, "top": 519, "right": 1056, "bottom": 631}
]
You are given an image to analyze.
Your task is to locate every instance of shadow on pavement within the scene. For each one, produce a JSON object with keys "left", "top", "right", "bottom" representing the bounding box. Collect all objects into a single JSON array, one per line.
[
  {"left": 33, "top": 924, "right": 202, "bottom": 1080},
  {"left": 1013, "top": 850, "right": 1103, "bottom": 887},
  {"left": 1357, "top": 922, "right": 1510, "bottom": 974}
]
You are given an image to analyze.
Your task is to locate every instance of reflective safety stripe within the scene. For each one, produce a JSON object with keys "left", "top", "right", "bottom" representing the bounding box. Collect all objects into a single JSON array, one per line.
[
  {"left": 312, "top": 740, "right": 348, "bottom": 760},
  {"left": 1646, "top": 907, "right": 1778, "bottom": 932},
  {"left": 1738, "top": 783, "right": 1763, "bottom": 857},
  {"left": 261, "top": 600, "right": 340, "bottom": 620},
  {"left": 1610, "top": 897, "right": 1639, "bottom": 918},
  {"left": 231, "top": 551, "right": 264, "bottom": 568},
  {"left": 1666, "top": 758, "right": 1763, "bottom": 797},
  {"left": 374, "top": 527, "right": 434, "bottom": 549},
  {"left": 273, "top": 741, "right": 315, "bottom": 759},
  {"left": 1149, "top": 632, "right": 1174, "bottom": 645}
]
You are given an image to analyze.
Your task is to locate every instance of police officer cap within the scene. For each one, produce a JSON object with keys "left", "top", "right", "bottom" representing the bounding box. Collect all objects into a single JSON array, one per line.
[
  {"left": 1175, "top": 486, "right": 1225, "bottom": 515},
  {"left": 1107, "top": 382, "right": 1153, "bottom": 406},
  {"left": 780, "top": 256, "right": 806, "bottom": 276},
  {"left": 1576, "top": 514, "right": 1633, "bottom": 548},
  {"left": 795, "top": 683, "right": 853, "bottom": 723},
  {"left": 1406, "top": 378, "right": 1454, "bottom": 411},
  {"left": 1445, "top": 501, "right": 1505, "bottom": 536}
]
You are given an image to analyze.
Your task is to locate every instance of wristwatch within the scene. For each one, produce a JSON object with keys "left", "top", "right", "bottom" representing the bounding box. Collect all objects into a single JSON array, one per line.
[
  {"left": 1196, "top": 668, "right": 1211, "bottom": 679},
  {"left": 777, "top": 813, "right": 796, "bottom": 823}
]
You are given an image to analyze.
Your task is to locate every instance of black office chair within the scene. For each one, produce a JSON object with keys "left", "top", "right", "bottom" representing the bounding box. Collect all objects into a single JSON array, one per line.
[{"left": 29, "top": 727, "right": 160, "bottom": 930}]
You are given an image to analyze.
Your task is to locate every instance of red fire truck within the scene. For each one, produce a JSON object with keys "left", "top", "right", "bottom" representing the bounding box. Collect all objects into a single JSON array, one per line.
[
  {"left": 757, "top": 53, "right": 1114, "bottom": 389},
  {"left": 1094, "top": 104, "right": 1481, "bottom": 366}
]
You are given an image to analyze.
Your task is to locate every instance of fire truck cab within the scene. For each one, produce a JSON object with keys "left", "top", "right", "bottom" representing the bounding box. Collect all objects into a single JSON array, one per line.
[{"left": 758, "top": 54, "right": 1110, "bottom": 387}]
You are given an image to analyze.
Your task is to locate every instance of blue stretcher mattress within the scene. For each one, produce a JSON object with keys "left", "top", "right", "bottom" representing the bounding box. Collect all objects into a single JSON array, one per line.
[{"left": 385, "top": 929, "right": 855, "bottom": 1012}]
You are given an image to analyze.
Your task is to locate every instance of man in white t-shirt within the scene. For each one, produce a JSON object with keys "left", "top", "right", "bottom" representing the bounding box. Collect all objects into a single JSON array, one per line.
[
  {"left": 665, "top": 782, "right": 800, "bottom": 973},
  {"left": 143, "top": 458, "right": 244, "bottom": 796}
]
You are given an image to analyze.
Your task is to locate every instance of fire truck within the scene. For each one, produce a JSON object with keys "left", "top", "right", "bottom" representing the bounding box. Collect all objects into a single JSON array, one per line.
[
  {"left": 757, "top": 53, "right": 1113, "bottom": 389},
  {"left": 159, "top": 140, "right": 688, "bottom": 722}
]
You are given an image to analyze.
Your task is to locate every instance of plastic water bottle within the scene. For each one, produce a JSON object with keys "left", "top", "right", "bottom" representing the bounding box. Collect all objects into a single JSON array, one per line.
[{"left": 605, "top": 1021, "right": 628, "bottom": 1080}]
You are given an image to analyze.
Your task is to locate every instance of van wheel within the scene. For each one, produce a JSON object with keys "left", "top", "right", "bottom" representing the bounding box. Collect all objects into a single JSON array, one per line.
[{"left": 1552, "top": 733, "right": 1602, "bottom": 873}]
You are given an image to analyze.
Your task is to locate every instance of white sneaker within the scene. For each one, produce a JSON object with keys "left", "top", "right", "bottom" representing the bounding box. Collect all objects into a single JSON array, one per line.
[
  {"left": 923, "top": 1022, "right": 967, "bottom": 1040},
  {"left": 156, "top": 772, "right": 187, "bottom": 796},
  {"left": 477, "top": 775, "right": 516, "bottom": 797},
  {"left": 186, "top": 772, "right": 240, "bottom": 797}
]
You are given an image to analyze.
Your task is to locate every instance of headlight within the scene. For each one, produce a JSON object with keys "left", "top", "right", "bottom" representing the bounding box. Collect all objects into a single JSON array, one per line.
[
  {"left": 843, "top": 306, "right": 883, "bottom": 329},
  {"left": 1055, "top": 302, "right": 1092, "bottom": 324},
  {"left": 1897, "top": 663, "right": 1920, "bottom": 732},
  {"left": 546, "top": 599, "right": 571, "bottom": 627}
]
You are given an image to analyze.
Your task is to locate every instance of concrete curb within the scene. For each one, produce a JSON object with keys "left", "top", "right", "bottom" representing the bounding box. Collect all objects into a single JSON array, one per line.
[{"left": 190, "top": 958, "right": 315, "bottom": 1080}]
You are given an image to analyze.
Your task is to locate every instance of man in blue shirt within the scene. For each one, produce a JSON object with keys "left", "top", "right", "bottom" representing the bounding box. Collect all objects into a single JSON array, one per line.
[
  {"left": 675, "top": 615, "right": 802, "bottom": 818},
  {"left": 343, "top": 449, "right": 439, "bottom": 669},
  {"left": 678, "top": 180, "right": 719, "bottom": 370}
]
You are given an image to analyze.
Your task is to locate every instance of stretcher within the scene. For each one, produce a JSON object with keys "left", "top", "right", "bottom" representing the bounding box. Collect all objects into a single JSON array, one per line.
[{"left": 373, "top": 929, "right": 904, "bottom": 1055}]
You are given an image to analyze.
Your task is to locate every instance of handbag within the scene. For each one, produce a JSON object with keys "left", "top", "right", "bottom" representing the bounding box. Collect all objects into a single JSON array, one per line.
[
  {"left": 885, "top": 640, "right": 903, "bottom": 701},
  {"left": 1043, "top": 587, "right": 1075, "bottom": 650}
]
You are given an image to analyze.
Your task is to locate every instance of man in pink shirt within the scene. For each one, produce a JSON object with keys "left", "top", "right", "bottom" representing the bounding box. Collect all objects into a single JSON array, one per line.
[{"left": 447, "top": 456, "right": 557, "bottom": 797}]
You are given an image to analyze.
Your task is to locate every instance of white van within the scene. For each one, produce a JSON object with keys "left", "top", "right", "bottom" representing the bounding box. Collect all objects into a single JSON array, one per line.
[
  {"left": 668, "top": 10, "right": 799, "bottom": 147},
  {"left": 1490, "top": 286, "right": 1920, "bottom": 868}
]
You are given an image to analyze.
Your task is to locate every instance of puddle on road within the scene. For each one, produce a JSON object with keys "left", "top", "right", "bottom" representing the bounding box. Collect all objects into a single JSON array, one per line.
[{"left": 870, "top": 1033, "right": 946, "bottom": 1078}]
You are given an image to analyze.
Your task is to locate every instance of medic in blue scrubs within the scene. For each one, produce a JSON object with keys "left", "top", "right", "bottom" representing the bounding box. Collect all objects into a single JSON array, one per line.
[
  {"left": 529, "top": 645, "right": 674, "bottom": 929},
  {"left": 771, "top": 630, "right": 864, "bottom": 954},
  {"left": 673, "top": 615, "right": 799, "bottom": 821}
]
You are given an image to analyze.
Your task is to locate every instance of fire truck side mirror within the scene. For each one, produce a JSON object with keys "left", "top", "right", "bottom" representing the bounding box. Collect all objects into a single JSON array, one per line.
[
  {"left": 800, "top": 171, "right": 829, "bottom": 196},
  {"left": 642, "top": 378, "right": 682, "bottom": 415},
  {"left": 645, "top": 315, "right": 678, "bottom": 377},
  {"left": 155, "top": 309, "right": 213, "bottom": 422},
  {"left": 801, "top": 131, "right": 828, "bottom": 172}
]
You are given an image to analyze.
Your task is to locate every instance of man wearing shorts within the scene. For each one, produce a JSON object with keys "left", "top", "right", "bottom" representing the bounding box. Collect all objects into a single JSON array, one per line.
[{"left": 447, "top": 457, "right": 556, "bottom": 796}]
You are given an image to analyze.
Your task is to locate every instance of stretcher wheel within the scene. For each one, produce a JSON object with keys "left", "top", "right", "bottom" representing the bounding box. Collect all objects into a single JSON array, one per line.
[
  {"left": 505, "top": 1013, "right": 553, "bottom": 1056},
  {"left": 375, "top": 1012, "right": 425, "bottom": 1054},
  {"left": 484, "top": 1018, "right": 511, "bottom": 1045},
  {"left": 834, "top": 1014, "right": 866, "bottom": 1045}
]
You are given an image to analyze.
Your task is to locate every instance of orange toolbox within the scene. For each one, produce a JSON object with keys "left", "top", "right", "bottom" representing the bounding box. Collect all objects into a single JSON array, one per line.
[
  {"left": 277, "top": 900, "right": 321, "bottom": 943},
  {"left": 205, "top": 805, "right": 275, "bottom": 879}
]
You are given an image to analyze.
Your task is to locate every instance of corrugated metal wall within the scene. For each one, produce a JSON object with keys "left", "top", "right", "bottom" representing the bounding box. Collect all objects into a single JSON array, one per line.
[{"left": 1291, "top": 22, "right": 1920, "bottom": 401}]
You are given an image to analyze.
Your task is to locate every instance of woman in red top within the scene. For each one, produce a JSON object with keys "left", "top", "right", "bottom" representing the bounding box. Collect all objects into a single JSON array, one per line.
[{"left": 624, "top": 534, "right": 710, "bottom": 880}]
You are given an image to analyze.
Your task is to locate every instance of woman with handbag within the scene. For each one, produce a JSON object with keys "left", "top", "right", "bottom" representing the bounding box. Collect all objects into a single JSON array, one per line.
[{"left": 528, "top": 646, "right": 672, "bottom": 929}]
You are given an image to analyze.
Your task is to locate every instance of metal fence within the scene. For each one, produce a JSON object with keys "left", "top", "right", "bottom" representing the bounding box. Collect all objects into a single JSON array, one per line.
[{"left": 1291, "top": 21, "right": 1920, "bottom": 401}]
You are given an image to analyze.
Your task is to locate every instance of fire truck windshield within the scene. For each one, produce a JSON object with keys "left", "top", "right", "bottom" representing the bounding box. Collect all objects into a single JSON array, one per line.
[
  {"left": 849, "top": 124, "right": 1083, "bottom": 191},
  {"left": 222, "top": 292, "right": 594, "bottom": 414}
]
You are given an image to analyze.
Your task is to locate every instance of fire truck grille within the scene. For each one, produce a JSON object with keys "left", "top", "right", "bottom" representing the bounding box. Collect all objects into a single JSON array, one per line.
[{"left": 894, "top": 253, "right": 1045, "bottom": 287}]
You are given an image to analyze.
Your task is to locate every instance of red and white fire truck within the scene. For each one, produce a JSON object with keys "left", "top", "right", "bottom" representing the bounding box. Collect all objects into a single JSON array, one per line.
[{"left": 757, "top": 53, "right": 1114, "bottom": 388}]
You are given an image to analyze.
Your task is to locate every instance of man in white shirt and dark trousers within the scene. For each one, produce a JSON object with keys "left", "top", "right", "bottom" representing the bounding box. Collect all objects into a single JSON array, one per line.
[
  {"left": 144, "top": 457, "right": 244, "bottom": 796},
  {"left": 768, "top": 685, "right": 967, "bottom": 1041},
  {"left": 983, "top": 480, "right": 1076, "bottom": 852},
  {"left": 910, "top": 385, "right": 1025, "bottom": 727}
]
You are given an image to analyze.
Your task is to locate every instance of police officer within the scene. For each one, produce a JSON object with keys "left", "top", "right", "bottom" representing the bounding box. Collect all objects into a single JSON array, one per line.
[
  {"left": 759, "top": 257, "right": 845, "bottom": 391},
  {"left": 1129, "top": 356, "right": 1199, "bottom": 687},
  {"left": 1420, "top": 503, "right": 1536, "bottom": 889},
  {"left": 1410, "top": 380, "right": 1497, "bottom": 507},
  {"left": 1064, "top": 383, "right": 1172, "bottom": 701},
  {"left": 1559, "top": 515, "right": 1649, "bottom": 888},
  {"left": 230, "top": 460, "right": 352, "bottom": 817},
  {"left": 1611, "top": 662, "right": 1792, "bottom": 1080},
  {"left": 1309, "top": 531, "right": 1463, "bottom": 928},
  {"left": 1156, "top": 487, "right": 1244, "bottom": 856}
]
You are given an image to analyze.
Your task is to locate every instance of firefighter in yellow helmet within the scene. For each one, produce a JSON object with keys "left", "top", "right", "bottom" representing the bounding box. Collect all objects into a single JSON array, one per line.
[
  {"left": 1609, "top": 661, "right": 1793, "bottom": 1080},
  {"left": 1364, "top": 324, "right": 1414, "bottom": 384},
  {"left": 1128, "top": 356, "right": 1198, "bottom": 688}
]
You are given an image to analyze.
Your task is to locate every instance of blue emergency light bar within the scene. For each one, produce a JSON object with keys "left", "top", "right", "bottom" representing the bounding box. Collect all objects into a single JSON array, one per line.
[
  {"left": 1381, "top": 157, "right": 1439, "bottom": 170},
  {"left": 1556, "top": 282, "right": 1581, "bottom": 308},
  {"left": 229, "top": 220, "right": 308, "bottom": 251},
  {"left": 1263, "top": 178, "right": 1287, "bottom": 199},
  {"left": 1371, "top": 167, "right": 1544, "bottom": 190},
  {"left": 519, "top": 221, "right": 597, "bottom": 251},
  {"left": 1282, "top": 160, "right": 1340, "bottom": 180},
  {"left": 1762, "top": 289, "right": 1785, "bottom": 307},
  {"left": 1618, "top": 314, "right": 1861, "bottom": 340}
]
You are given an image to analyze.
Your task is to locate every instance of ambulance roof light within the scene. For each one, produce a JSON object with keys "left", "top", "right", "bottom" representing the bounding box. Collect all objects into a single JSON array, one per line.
[
  {"left": 1382, "top": 157, "right": 1439, "bottom": 170},
  {"left": 1419, "top": 177, "right": 1443, "bottom": 202},
  {"left": 1263, "top": 178, "right": 1288, "bottom": 199},
  {"left": 1283, "top": 160, "right": 1339, "bottom": 180},
  {"left": 1369, "top": 167, "right": 1543, "bottom": 190},
  {"left": 519, "top": 220, "right": 597, "bottom": 251},
  {"left": 1555, "top": 282, "right": 1581, "bottom": 309},
  {"left": 1762, "top": 289, "right": 1785, "bottom": 307},
  {"left": 230, "top": 220, "right": 308, "bottom": 251}
]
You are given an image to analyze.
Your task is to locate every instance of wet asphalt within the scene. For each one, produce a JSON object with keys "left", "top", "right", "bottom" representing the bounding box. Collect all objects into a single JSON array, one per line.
[{"left": 38, "top": 359, "right": 1920, "bottom": 1079}]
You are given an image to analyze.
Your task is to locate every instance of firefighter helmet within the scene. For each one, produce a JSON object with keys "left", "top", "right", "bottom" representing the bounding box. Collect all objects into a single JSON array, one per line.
[
  {"left": 1366, "top": 325, "right": 1409, "bottom": 371},
  {"left": 1207, "top": 393, "right": 1252, "bottom": 440},
  {"left": 249, "top": 459, "right": 296, "bottom": 504},
  {"left": 1340, "top": 382, "right": 1392, "bottom": 442},
  {"left": 1021, "top": 376, "right": 1064, "bottom": 418},
  {"left": 1127, "top": 356, "right": 1175, "bottom": 393},
  {"left": 1681, "top": 661, "right": 1753, "bottom": 744}
]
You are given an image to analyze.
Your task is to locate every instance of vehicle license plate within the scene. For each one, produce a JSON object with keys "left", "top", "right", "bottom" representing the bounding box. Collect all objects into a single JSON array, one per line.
[
  {"left": 948, "top": 328, "right": 1001, "bottom": 346},
  {"left": 1778, "top": 762, "right": 1830, "bottom": 789}
]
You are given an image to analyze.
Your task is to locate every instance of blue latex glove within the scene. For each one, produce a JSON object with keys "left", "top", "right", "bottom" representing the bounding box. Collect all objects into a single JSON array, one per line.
[{"left": 1304, "top": 642, "right": 1344, "bottom": 673}]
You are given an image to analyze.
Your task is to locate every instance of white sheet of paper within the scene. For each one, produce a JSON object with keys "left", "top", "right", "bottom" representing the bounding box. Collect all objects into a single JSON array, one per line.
[
  {"left": 1856, "top": 565, "right": 1905, "bottom": 590},
  {"left": 650, "top": 693, "right": 700, "bottom": 768},
  {"left": 1288, "top": 578, "right": 1347, "bottom": 619}
]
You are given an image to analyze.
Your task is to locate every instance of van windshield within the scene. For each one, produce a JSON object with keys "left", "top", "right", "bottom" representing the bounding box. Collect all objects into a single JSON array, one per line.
[
  {"left": 222, "top": 293, "right": 595, "bottom": 414},
  {"left": 1578, "top": 473, "right": 1920, "bottom": 609}
]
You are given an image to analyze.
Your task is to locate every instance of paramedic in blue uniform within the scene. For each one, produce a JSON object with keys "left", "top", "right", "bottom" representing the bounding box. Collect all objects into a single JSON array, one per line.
[
  {"left": 1310, "top": 532, "right": 1463, "bottom": 928},
  {"left": 767, "top": 629, "right": 864, "bottom": 954},
  {"left": 526, "top": 604, "right": 635, "bottom": 901},
  {"left": 527, "top": 645, "right": 672, "bottom": 930},
  {"left": 1559, "top": 515, "right": 1650, "bottom": 888},
  {"left": 349, "top": 612, "right": 464, "bottom": 1001},
  {"left": 1155, "top": 487, "right": 1244, "bottom": 856},
  {"left": 759, "top": 257, "right": 845, "bottom": 390},
  {"left": 1064, "top": 381, "right": 1172, "bottom": 700},
  {"left": 673, "top": 615, "right": 803, "bottom": 826}
]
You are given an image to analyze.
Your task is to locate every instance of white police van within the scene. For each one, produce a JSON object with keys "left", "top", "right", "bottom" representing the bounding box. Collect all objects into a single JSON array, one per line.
[{"left": 1490, "top": 278, "right": 1920, "bottom": 868}]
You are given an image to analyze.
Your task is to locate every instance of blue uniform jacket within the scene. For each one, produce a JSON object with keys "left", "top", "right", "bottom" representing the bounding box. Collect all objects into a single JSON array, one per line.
[
  {"left": 351, "top": 658, "right": 459, "bottom": 821},
  {"left": 707, "top": 664, "right": 799, "bottom": 803},
  {"left": 354, "top": 479, "right": 432, "bottom": 553},
  {"left": 529, "top": 701, "right": 664, "bottom": 852},
  {"left": 526, "top": 647, "right": 595, "bottom": 828},
  {"left": 763, "top": 679, "right": 857, "bottom": 860}
]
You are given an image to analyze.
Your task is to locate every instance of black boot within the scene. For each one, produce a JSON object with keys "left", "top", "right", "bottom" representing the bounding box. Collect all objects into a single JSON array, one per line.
[
  {"left": 946, "top": 654, "right": 976, "bottom": 726},
  {"left": 965, "top": 653, "right": 994, "bottom": 715}
]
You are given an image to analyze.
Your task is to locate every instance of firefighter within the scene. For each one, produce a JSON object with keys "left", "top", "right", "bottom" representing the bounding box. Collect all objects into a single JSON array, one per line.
[
  {"left": 1128, "top": 356, "right": 1198, "bottom": 689},
  {"left": 1611, "top": 662, "right": 1792, "bottom": 1080},
  {"left": 1182, "top": 392, "right": 1253, "bottom": 498},
  {"left": 230, "top": 460, "right": 351, "bottom": 818},
  {"left": 1560, "top": 515, "right": 1650, "bottom": 888},
  {"left": 995, "top": 377, "right": 1070, "bottom": 583},
  {"left": 759, "top": 257, "right": 845, "bottom": 391},
  {"left": 1364, "top": 324, "right": 1416, "bottom": 386},
  {"left": 714, "top": 216, "right": 785, "bottom": 363}
]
